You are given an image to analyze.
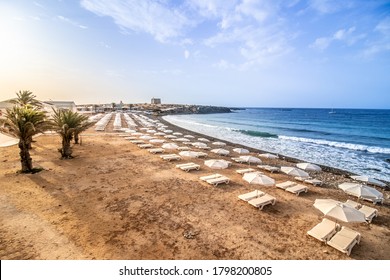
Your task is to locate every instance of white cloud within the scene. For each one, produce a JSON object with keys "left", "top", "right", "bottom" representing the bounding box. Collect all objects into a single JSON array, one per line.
[
  {"left": 81, "top": 0, "right": 192, "bottom": 43},
  {"left": 57, "top": 15, "right": 88, "bottom": 29},
  {"left": 310, "top": 27, "right": 364, "bottom": 50}
]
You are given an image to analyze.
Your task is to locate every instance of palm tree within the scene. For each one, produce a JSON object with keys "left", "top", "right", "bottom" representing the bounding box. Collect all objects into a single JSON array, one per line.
[
  {"left": 10, "top": 90, "right": 43, "bottom": 149},
  {"left": 10, "top": 90, "right": 43, "bottom": 109},
  {"left": 0, "top": 106, "right": 49, "bottom": 173},
  {"left": 51, "top": 109, "right": 93, "bottom": 158}
]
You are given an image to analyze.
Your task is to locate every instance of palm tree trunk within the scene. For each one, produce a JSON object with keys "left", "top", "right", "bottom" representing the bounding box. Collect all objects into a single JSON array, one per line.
[
  {"left": 74, "top": 133, "right": 79, "bottom": 144},
  {"left": 60, "top": 137, "right": 73, "bottom": 158},
  {"left": 19, "top": 140, "right": 33, "bottom": 172}
]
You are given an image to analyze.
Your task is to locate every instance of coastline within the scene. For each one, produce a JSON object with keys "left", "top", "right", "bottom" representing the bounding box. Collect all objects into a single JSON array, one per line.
[{"left": 157, "top": 115, "right": 389, "bottom": 188}]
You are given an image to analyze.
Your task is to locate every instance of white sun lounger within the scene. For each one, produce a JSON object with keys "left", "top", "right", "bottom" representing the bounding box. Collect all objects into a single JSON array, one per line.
[
  {"left": 130, "top": 140, "right": 145, "bottom": 144},
  {"left": 160, "top": 154, "right": 181, "bottom": 161},
  {"left": 304, "top": 178, "right": 323, "bottom": 186},
  {"left": 238, "top": 190, "right": 265, "bottom": 201},
  {"left": 176, "top": 162, "right": 200, "bottom": 172},
  {"left": 231, "top": 157, "right": 247, "bottom": 163},
  {"left": 200, "top": 174, "right": 222, "bottom": 181},
  {"left": 327, "top": 226, "right": 361, "bottom": 256},
  {"left": 307, "top": 218, "right": 340, "bottom": 243},
  {"left": 148, "top": 148, "right": 165, "bottom": 154},
  {"left": 257, "top": 165, "right": 280, "bottom": 173},
  {"left": 206, "top": 175, "right": 230, "bottom": 186},
  {"left": 285, "top": 184, "right": 308, "bottom": 196},
  {"left": 247, "top": 194, "right": 276, "bottom": 210},
  {"left": 236, "top": 168, "right": 256, "bottom": 174},
  {"left": 358, "top": 205, "right": 378, "bottom": 223},
  {"left": 344, "top": 200, "right": 361, "bottom": 209},
  {"left": 276, "top": 181, "right": 297, "bottom": 190},
  {"left": 138, "top": 143, "right": 153, "bottom": 149}
]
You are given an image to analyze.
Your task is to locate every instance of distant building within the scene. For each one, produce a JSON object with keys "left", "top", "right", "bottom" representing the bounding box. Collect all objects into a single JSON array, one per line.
[
  {"left": 151, "top": 98, "right": 161, "bottom": 105},
  {"left": 45, "top": 101, "right": 77, "bottom": 112}
]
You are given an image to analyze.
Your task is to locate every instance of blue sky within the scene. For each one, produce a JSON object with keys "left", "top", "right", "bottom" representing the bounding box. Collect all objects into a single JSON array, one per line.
[{"left": 1, "top": 0, "right": 389, "bottom": 108}]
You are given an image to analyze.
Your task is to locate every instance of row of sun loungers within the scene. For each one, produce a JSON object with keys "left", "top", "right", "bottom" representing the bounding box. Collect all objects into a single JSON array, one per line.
[
  {"left": 307, "top": 218, "right": 361, "bottom": 256},
  {"left": 238, "top": 190, "right": 276, "bottom": 210}
]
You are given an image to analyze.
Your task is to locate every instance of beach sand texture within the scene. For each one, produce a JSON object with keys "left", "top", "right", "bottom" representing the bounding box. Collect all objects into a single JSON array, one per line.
[{"left": 1, "top": 115, "right": 389, "bottom": 260}]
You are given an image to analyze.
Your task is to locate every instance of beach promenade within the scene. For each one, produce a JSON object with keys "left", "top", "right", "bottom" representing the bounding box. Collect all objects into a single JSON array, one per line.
[{"left": 0, "top": 113, "right": 389, "bottom": 260}]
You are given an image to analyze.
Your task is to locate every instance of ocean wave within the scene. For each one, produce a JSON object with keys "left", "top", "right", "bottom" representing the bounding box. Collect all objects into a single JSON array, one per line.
[
  {"left": 236, "top": 129, "right": 278, "bottom": 138},
  {"left": 278, "top": 135, "right": 390, "bottom": 154}
]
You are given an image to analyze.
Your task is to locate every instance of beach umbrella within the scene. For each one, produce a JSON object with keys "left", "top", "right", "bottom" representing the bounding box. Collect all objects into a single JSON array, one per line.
[
  {"left": 350, "top": 175, "right": 387, "bottom": 188},
  {"left": 131, "top": 132, "right": 143, "bottom": 136},
  {"left": 211, "top": 148, "right": 230, "bottom": 156},
  {"left": 164, "top": 135, "right": 177, "bottom": 139},
  {"left": 281, "top": 166, "right": 310, "bottom": 178},
  {"left": 184, "top": 135, "right": 195, "bottom": 138},
  {"left": 164, "top": 129, "right": 173, "bottom": 133},
  {"left": 339, "top": 182, "right": 384, "bottom": 203},
  {"left": 154, "top": 132, "right": 166, "bottom": 136},
  {"left": 296, "top": 162, "right": 322, "bottom": 171},
  {"left": 243, "top": 172, "right": 275, "bottom": 186},
  {"left": 204, "top": 159, "right": 229, "bottom": 169},
  {"left": 239, "top": 156, "right": 262, "bottom": 164},
  {"left": 173, "top": 132, "right": 183, "bottom": 136},
  {"left": 146, "top": 129, "right": 156, "bottom": 133},
  {"left": 233, "top": 148, "right": 250, "bottom": 154},
  {"left": 162, "top": 143, "right": 179, "bottom": 150},
  {"left": 212, "top": 141, "right": 226, "bottom": 146},
  {"left": 258, "top": 153, "right": 278, "bottom": 159},
  {"left": 313, "top": 199, "right": 366, "bottom": 223},
  {"left": 198, "top": 137, "right": 210, "bottom": 142}
]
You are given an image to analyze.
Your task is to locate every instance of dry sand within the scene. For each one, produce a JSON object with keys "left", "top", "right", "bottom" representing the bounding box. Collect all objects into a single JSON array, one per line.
[{"left": 1, "top": 115, "right": 389, "bottom": 260}]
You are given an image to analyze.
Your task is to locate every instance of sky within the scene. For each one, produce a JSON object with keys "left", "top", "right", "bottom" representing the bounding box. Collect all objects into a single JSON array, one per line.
[{"left": 0, "top": 0, "right": 389, "bottom": 108}]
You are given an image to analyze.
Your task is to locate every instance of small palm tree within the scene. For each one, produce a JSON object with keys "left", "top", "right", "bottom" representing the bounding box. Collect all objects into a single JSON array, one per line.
[
  {"left": 10, "top": 90, "right": 43, "bottom": 149},
  {"left": 51, "top": 109, "right": 93, "bottom": 158},
  {"left": 0, "top": 106, "right": 49, "bottom": 173},
  {"left": 10, "top": 90, "right": 43, "bottom": 109}
]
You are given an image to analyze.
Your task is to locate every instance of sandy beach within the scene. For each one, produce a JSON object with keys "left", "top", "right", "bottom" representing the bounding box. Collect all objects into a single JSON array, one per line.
[{"left": 0, "top": 114, "right": 389, "bottom": 260}]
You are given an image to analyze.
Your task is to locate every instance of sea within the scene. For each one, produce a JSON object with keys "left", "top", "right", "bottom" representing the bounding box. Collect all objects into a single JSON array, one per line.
[{"left": 163, "top": 108, "right": 390, "bottom": 183}]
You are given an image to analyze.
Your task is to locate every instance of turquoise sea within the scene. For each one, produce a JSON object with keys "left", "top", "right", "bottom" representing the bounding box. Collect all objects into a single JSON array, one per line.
[{"left": 163, "top": 108, "right": 390, "bottom": 183}]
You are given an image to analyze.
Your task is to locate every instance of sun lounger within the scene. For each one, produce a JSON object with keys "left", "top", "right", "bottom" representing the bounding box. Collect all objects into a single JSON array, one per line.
[
  {"left": 327, "top": 226, "right": 361, "bottom": 256},
  {"left": 238, "top": 190, "right": 265, "bottom": 201},
  {"left": 129, "top": 140, "right": 145, "bottom": 144},
  {"left": 257, "top": 165, "right": 280, "bottom": 173},
  {"left": 358, "top": 205, "right": 378, "bottom": 223},
  {"left": 206, "top": 175, "right": 230, "bottom": 186},
  {"left": 236, "top": 168, "right": 256, "bottom": 174},
  {"left": 138, "top": 143, "right": 153, "bottom": 149},
  {"left": 304, "top": 178, "right": 323, "bottom": 186},
  {"left": 248, "top": 194, "right": 276, "bottom": 210},
  {"left": 200, "top": 174, "right": 223, "bottom": 181},
  {"left": 344, "top": 200, "right": 361, "bottom": 209},
  {"left": 231, "top": 157, "right": 247, "bottom": 163},
  {"left": 148, "top": 148, "right": 165, "bottom": 154},
  {"left": 276, "top": 181, "right": 297, "bottom": 190},
  {"left": 307, "top": 218, "right": 340, "bottom": 243},
  {"left": 176, "top": 162, "right": 200, "bottom": 172},
  {"left": 160, "top": 154, "right": 181, "bottom": 161},
  {"left": 195, "top": 152, "right": 208, "bottom": 158},
  {"left": 285, "top": 184, "right": 308, "bottom": 196}
]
